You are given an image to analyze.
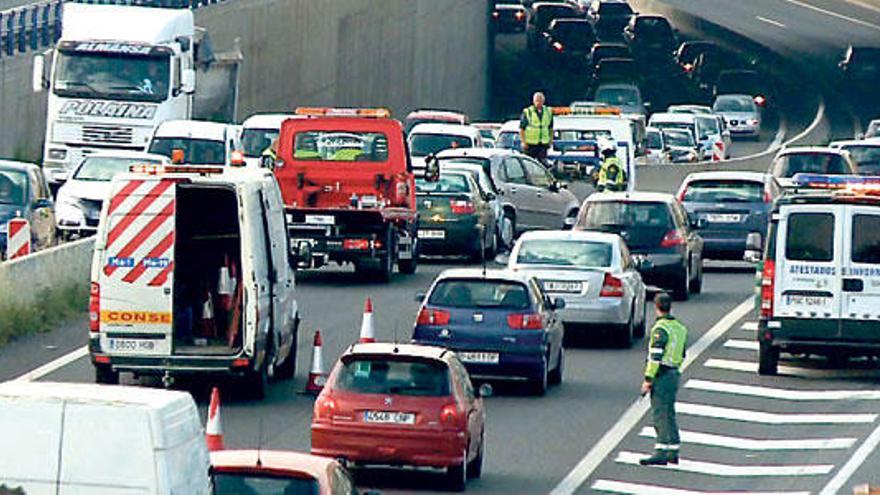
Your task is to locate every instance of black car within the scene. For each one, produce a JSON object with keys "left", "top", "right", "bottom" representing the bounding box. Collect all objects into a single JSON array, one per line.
[
  {"left": 542, "top": 18, "right": 596, "bottom": 63},
  {"left": 675, "top": 40, "right": 718, "bottom": 72},
  {"left": 574, "top": 192, "right": 704, "bottom": 300},
  {"left": 623, "top": 15, "right": 676, "bottom": 59},
  {"left": 527, "top": 2, "right": 581, "bottom": 51},
  {"left": 585, "top": 0, "right": 634, "bottom": 40},
  {"left": 591, "top": 57, "right": 638, "bottom": 88},
  {"left": 839, "top": 45, "right": 880, "bottom": 94},
  {"left": 492, "top": 3, "right": 529, "bottom": 33},
  {"left": 588, "top": 42, "right": 631, "bottom": 72},
  {"left": 714, "top": 69, "right": 768, "bottom": 107}
]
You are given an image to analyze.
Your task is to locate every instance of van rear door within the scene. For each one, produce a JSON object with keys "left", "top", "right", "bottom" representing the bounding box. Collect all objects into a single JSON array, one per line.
[
  {"left": 97, "top": 177, "right": 176, "bottom": 357},
  {"left": 840, "top": 205, "right": 880, "bottom": 342},
  {"left": 774, "top": 205, "right": 843, "bottom": 339}
]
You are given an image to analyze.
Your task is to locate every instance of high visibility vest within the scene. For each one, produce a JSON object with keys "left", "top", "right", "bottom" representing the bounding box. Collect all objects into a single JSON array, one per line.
[
  {"left": 523, "top": 106, "right": 552, "bottom": 145},
  {"left": 260, "top": 147, "right": 276, "bottom": 168},
  {"left": 644, "top": 316, "right": 688, "bottom": 379},
  {"left": 598, "top": 157, "right": 626, "bottom": 188}
]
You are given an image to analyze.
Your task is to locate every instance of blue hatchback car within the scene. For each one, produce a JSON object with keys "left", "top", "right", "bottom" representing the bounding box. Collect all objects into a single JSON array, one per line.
[{"left": 412, "top": 268, "right": 565, "bottom": 396}]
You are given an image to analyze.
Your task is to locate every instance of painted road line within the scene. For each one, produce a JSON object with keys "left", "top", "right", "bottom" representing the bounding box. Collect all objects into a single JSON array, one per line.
[
  {"left": 593, "top": 480, "right": 810, "bottom": 495},
  {"left": 756, "top": 15, "right": 787, "bottom": 28},
  {"left": 549, "top": 298, "right": 754, "bottom": 495},
  {"left": 686, "top": 378, "right": 880, "bottom": 401},
  {"left": 639, "top": 427, "right": 856, "bottom": 450},
  {"left": 678, "top": 402, "right": 877, "bottom": 424},
  {"left": 741, "top": 321, "right": 758, "bottom": 331},
  {"left": 705, "top": 358, "right": 880, "bottom": 379},
  {"left": 724, "top": 339, "right": 758, "bottom": 351},
  {"left": 819, "top": 420, "right": 880, "bottom": 495},
  {"left": 615, "top": 451, "right": 834, "bottom": 476},
  {"left": 781, "top": 0, "right": 880, "bottom": 31},
  {"left": 12, "top": 345, "right": 89, "bottom": 382}
]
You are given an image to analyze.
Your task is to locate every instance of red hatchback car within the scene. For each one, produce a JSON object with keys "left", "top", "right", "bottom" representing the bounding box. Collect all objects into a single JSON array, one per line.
[
  {"left": 211, "top": 449, "right": 359, "bottom": 495},
  {"left": 311, "top": 343, "right": 488, "bottom": 492}
]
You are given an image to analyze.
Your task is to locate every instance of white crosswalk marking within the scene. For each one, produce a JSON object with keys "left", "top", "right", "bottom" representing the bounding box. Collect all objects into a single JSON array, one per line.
[
  {"left": 685, "top": 378, "right": 880, "bottom": 401},
  {"left": 592, "top": 479, "right": 811, "bottom": 495},
  {"left": 615, "top": 451, "right": 834, "bottom": 476},
  {"left": 638, "top": 427, "right": 857, "bottom": 450},
  {"left": 677, "top": 402, "right": 877, "bottom": 424},
  {"left": 741, "top": 321, "right": 758, "bottom": 331},
  {"left": 705, "top": 358, "right": 880, "bottom": 379},
  {"left": 724, "top": 339, "right": 759, "bottom": 350}
]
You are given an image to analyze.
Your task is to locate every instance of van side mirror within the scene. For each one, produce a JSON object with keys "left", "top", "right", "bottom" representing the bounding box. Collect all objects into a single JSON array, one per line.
[
  {"left": 32, "top": 53, "right": 48, "bottom": 93},
  {"left": 744, "top": 232, "right": 763, "bottom": 263},
  {"left": 181, "top": 68, "right": 196, "bottom": 94},
  {"left": 414, "top": 292, "right": 426, "bottom": 303}
]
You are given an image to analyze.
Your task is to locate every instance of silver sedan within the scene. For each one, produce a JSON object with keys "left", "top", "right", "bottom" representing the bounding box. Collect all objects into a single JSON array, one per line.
[{"left": 506, "top": 230, "right": 647, "bottom": 347}]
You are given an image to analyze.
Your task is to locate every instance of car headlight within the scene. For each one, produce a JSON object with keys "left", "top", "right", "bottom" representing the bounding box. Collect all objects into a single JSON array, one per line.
[
  {"left": 48, "top": 148, "right": 67, "bottom": 160},
  {"left": 55, "top": 195, "right": 85, "bottom": 226}
]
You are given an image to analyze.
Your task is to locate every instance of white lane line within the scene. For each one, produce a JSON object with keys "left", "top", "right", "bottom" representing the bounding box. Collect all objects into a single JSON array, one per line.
[
  {"left": 724, "top": 339, "right": 758, "bottom": 351},
  {"left": 756, "top": 15, "right": 787, "bottom": 28},
  {"left": 820, "top": 420, "right": 880, "bottom": 494},
  {"left": 549, "top": 298, "right": 754, "bottom": 495},
  {"left": 639, "top": 426, "right": 856, "bottom": 450},
  {"left": 741, "top": 321, "right": 758, "bottom": 331},
  {"left": 593, "top": 480, "right": 810, "bottom": 495},
  {"left": 615, "top": 451, "right": 834, "bottom": 476},
  {"left": 705, "top": 358, "right": 880, "bottom": 379},
  {"left": 678, "top": 402, "right": 877, "bottom": 424},
  {"left": 780, "top": 0, "right": 880, "bottom": 31},
  {"left": 686, "top": 378, "right": 880, "bottom": 401},
  {"left": 12, "top": 345, "right": 89, "bottom": 382}
]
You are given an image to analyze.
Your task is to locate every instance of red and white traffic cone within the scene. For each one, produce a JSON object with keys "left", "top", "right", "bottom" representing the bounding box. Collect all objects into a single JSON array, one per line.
[
  {"left": 304, "top": 331, "right": 326, "bottom": 394},
  {"left": 358, "top": 297, "right": 376, "bottom": 343},
  {"left": 712, "top": 141, "right": 725, "bottom": 162},
  {"left": 6, "top": 218, "right": 30, "bottom": 260},
  {"left": 205, "top": 387, "right": 224, "bottom": 451}
]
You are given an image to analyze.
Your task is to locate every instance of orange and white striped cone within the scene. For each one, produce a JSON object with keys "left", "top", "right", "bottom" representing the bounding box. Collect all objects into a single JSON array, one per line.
[
  {"left": 217, "top": 255, "right": 236, "bottom": 312},
  {"left": 205, "top": 387, "right": 224, "bottom": 451},
  {"left": 304, "top": 331, "right": 326, "bottom": 394},
  {"left": 712, "top": 141, "right": 725, "bottom": 162},
  {"left": 358, "top": 297, "right": 376, "bottom": 343},
  {"left": 6, "top": 218, "right": 30, "bottom": 260}
]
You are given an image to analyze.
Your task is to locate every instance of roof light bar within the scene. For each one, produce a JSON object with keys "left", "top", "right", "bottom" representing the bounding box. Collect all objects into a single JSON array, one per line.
[
  {"left": 554, "top": 106, "right": 622, "bottom": 116},
  {"left": 792, "top": 173, "right": 880, "bottom": 195},
  {"left": 295, "top": 107, "right": 391, "bottom": 118},
  {"left": 130, "top": 164, "right": 224, "bottom": 175}
]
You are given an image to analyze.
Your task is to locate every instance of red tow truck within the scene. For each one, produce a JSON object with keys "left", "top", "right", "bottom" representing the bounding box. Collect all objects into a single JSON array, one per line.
[{"left": 274, "top": 107, "right": 419, "bottom": 281}]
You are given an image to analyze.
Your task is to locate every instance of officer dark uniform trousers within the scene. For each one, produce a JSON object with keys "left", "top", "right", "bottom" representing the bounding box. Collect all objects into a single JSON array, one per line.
[{"left": 642, "top": 313, "right": 688, "bottom": 465}]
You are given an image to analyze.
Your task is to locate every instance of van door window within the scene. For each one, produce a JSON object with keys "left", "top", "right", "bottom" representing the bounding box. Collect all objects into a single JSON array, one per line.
[
  {"left": 785, "top": 213, "right": 834, "bottom": 261},
  {"left": 852, "top": 215, "right": 880, "bottom": 263}
]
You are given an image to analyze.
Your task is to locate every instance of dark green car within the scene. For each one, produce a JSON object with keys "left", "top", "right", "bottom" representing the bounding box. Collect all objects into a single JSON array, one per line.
[{"left": 416, "top": 171, "right": 497, "bottom": 260}]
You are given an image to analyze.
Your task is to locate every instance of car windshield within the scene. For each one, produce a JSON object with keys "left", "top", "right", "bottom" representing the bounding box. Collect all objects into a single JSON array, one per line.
[
  {"left": 683, "top": 180, "right": 764, "bottom": 203},
  {"left": 594, "top": 87, "right": 639, "bottom": 107},
  {"left": 773, "top": 153, "right": 850, "bottom": 177},
  {"left": 336, "top": 358, "right": 450, "bottom": 396},
  {"left": 497, "top": 131, "right": 521, "bottom": 149},
  {"left": 516, "top": 240, "right": 613, "bottom": 268},
  {"left": 416, "top": 174, "right": 471, "bottom": 194},
  {"left": 429, "top": 279, "right": 531, "bottom": 309},
  {"left": 0, "top": 170, "right": 27, "bottom": 206},
  {"left": 579, "top": 201, "right": 673, "bottom": 230},
  {"left": 213, "top": 473, "right": 319, "bottom": 495},
  {"left": 646, "top": 131, "right": 663, "bottom": 149},
  {"left": 148, "top": 138, "right": 226, "bottom": 165},
  {"left": 54, "top": 50, "right": 169, "bottom": 103},
  {"left": 292, "top": 131, "right": 389, "bottom": 162},
  {"left": 714, "top": 97, "right": 755, "bottom": 112},
  {"left": 554, "top": 129, "right": 611, "bottom": 141},
  {"left": 74, "top": 157, "right": 163, "bottom": 181},
  {"left": 241, "top": 128, "right": 279, "bottom": 158},
  {"left": 409, "top": 134, "right": 474, "bottom": 157},
  {"left": 663, "top": 130, "right": 694, "bottom": 147},
  {"left": 843, "top": 145, "right": 880, "bottom": 171}
]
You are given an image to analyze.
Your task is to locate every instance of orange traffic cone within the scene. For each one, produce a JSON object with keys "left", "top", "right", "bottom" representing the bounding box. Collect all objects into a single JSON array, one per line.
[
  {"left": 205, "top": 387, "right": 224, "bottom": 451},
  {"left": 358, "top": 297, "right": 376, "bottom": 343},
  {"left": 304, "top": 331, "right": 326, "bottom": 394}
]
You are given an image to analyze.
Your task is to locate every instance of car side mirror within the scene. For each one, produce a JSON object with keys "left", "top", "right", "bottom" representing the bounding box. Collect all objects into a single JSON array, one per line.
[
  {"left": 477, "top": 383, "right": 493, "bottom": 398},
  {"left": 181, "top": 68, "right": 196, "bottom": 95},
  {"left": 744, "top": 232, "right": 763, "bottom": 263},
  {"left": 414, "top": 292, "right": 426, "bottom": 303},
  {"left": 552, "top": 297, "right": 566, "bottom": 310},
  {"left": 549, "top": 181, "right": 560, "bottom": 192},
  {"left": 494, "top": 253, "right": 510, "bottom": 265},
  {"left": 485, "top": 191, "right": 497, "bottom": 201}
]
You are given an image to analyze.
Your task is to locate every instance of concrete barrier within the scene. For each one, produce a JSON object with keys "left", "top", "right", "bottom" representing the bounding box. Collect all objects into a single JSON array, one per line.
[{"left": 0, "top": 237, "right": 92, "bottom": 306}]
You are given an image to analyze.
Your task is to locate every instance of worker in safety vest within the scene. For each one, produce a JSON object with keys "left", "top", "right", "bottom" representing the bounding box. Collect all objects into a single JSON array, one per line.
[
  {"left": 640, "top": 292, "right": 688, "bottom": 466},
  {"left": 519, "top": 91, "right": 553, "bottom": 164},
  {"left": 260, "top": 138, "right": 279, "bottom": 168},
  {"left": 596, "top": 140, "right": 627, "bottom": 192}
]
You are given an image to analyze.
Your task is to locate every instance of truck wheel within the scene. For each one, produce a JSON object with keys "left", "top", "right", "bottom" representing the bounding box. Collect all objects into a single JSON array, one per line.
[
  {"left": 94, "top": 364, "right": 119, "bottom": 385},
  {"left": 758, "top": 341, "right": 779, "bottom": 376},
  {"left": 274, "top": 320, "right": 298, "bottom": 380},
  {"left": 398, "top": 238, "right": 418, "bottom": 274}
]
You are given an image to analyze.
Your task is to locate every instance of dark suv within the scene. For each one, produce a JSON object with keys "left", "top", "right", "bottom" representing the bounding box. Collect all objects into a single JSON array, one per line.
[
  {"left": 586, "top": 0, "right": 635, "bottom": 40},
  {"left": 574, "top": 192, "right": 704, "bottom": 300},
  {"left": 623, "top": 15, "right": 676, "bottom": 59}
]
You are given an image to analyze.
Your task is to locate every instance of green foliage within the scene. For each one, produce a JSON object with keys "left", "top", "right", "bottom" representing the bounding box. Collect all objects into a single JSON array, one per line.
[{"left": 0, "top": 284, "right": 88, "bottom": 346}]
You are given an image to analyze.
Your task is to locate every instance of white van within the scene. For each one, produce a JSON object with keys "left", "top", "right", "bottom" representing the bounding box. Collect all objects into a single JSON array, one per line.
[
  {"left": 748, "top": 174, "right": 880, "bottom": 374},
  {"left": 89, "top": 165, "right": 299, "bottom": 398},
  {"left": 240, "top": 113, "right": 298, "bottom": 168},
  {"left": 552, "top": 113, "right": 636, "bottom": 191},
  {"left": 0, "top": 381, "right": 210, "bottom": 494},
  {"left": 648, "top": 112, "right": 721, "bottom": 160},
  {"left": 147, "top": 120, "right": 244, "bottom": 167}
]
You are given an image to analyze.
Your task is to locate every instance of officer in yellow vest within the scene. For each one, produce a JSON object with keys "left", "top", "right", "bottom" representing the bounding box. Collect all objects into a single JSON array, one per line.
[
  {"left": 519, "top": 91, "right": 553, "bottom": 164},
  {"left": 596, "top": 140, "right": 627, "bottom": 192},
  {"left": 640, "top": 292, "right": 688, "bottom": 466},
  {"left": 260, "top": 138, "right": 279, "bottom": 168}
]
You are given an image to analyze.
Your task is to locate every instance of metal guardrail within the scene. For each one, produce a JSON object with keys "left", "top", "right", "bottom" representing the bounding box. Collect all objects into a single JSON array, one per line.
[{"left": 0, "top": 0, "right": 226, "bottom": 58}]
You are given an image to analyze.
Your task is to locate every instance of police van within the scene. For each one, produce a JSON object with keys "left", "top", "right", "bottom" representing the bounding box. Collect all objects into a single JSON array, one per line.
[
  {"left": 746, "top": 174, "right": 880, "bottom": 374},
  {"left": 89, "top": 164, "right": 299, "bottom": 398}
]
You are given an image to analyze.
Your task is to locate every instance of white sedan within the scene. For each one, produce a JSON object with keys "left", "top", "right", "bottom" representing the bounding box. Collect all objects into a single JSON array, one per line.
[{"left": 506, "top": 230, "right": 647, "bottom": 347}]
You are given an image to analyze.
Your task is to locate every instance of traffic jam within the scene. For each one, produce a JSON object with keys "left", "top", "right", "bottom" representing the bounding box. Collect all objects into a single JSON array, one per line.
[{"left": 2, "top": 0, "right": 880, "bottom": 494}]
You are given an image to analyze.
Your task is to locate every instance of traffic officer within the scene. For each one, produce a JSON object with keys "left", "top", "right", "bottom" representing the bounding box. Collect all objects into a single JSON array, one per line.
[
  {"left": 596, "top": 140, "right": 627, "bottom": 192},
  {"left": 519, "top": 91, "right": 553, "bottom": 164},
  {"left": 260, "top": 138, "right": 279, "bottom": 168},
  {"left": 640, "top": 292, "right": 688, "bottom": 466}
]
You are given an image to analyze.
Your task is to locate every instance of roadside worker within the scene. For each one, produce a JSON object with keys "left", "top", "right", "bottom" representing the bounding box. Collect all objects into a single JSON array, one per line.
[
  {"left": 596, "top": 140, "right": 627, "bottom": 192},
  {"left": 260, "top": 138, "right": 279, "bottom": 168},
  {"left": 640, "top": 292, "right": 688, "bottom": 466},
  {"left": 520, "top": 91, "right": 553, "bottom": 164}
]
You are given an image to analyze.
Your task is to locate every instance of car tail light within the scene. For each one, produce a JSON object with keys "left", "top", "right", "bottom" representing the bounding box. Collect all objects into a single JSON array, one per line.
[
  {"left": 760, "top": 260, "right": 775, "bottom": 319},
  {"left": 749, "top": 119, "right": 760, "bottom": 125},
  {"left": 343, "top": 239, "right": 370, "bottom": 250},
  {"left": 315, "top": 396, "right": 336, "bottom": 421},
  {"left": 515, "top": 10, "right": 525, "bottom": 20},
  {"left": 754, "top": 95, "right": 766, "bottom": 107},
  {"left": 417, "top": 308, "right": 451, "bottom": 326},
  {"left": 553, "top": 41, "right": 564, "bottom": 53},
  {"left": 89, "top": 282, "right": 100, "bottom": 333},
  {"left": 660, "top": 229, "right": 685, "bottom": 248},
  {"left": 441, "top": 404, "right": 460, "bottom": 427},
  {"left": 507, "top": 313, "right": 543, "bottom": 330},
  {"left": 449, "top": 200, "right": 475, "bottom": 215},
  {"left": 599, "top": 273, "right": 624, "bottom": 297}
]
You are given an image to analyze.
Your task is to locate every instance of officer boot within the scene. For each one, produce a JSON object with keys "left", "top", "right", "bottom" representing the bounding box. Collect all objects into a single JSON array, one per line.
[
  {"left": 666, "top": 449, "right": 679, "bottom": 464},
  {"left": 639, "top": 450, "right": 670, "bottom": 466}
]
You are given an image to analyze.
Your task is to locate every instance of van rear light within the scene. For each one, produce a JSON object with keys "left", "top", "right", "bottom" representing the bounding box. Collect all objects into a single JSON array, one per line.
[
  {"left": 677, "top": 187, "right": 687, "bottom": 202},
  {"left": 507, "top": 313, "right": 543, "bottom": 330},
  {"left": 89, "top": 282, "right": 100, "bottom": 333},
  {"left": 660, "top": 229, "right": 685, "bottom": 248},
  {"left": 754, "top": 95, "right": 767, "bottom": 107},
  {"left": 440, "top": 404, "right": 460, "bottom": 427},
  {"left": 450, "top": 200, "right": 475, "bottom": 215},
  {"left": 599, "top": 273, "right": 625, "bottom": 297},
  {"left": 315, "top": 396, "right": 337, "bottom": 421},
  {"left": 760, "top": 260, "right": 775, "bottom": 318},
  {"left": 417, "top": 308, "right": 451, "bottom": 326},
  {"left": 231, "top": 358, "right": 250, "bottom": 368}
]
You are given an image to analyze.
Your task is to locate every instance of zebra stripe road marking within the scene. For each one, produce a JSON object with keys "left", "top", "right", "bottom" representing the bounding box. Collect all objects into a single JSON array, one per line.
[
  {"left": 705, "top": 358, "right": 880, "bottom": 379},
  {"left": 724, "top": 339, "right": 759, "bottom": 351},
  {"left": 592, "top": 479, "right": 810, "bottom": 495},
  {"left": 686, "top": 378, "right": 880, "bottom": 401},
  {"left": 741, "top": 321, "right": 758, "bottom": 331},
  {"left": 677, "top": 402, "right": 877, "bottom": 424},
  {"left": 639, "top": 427, "right": 856, "bottom": 450},
  {"left": 614, "top": 451, "right": 834, "bottom": 476}
]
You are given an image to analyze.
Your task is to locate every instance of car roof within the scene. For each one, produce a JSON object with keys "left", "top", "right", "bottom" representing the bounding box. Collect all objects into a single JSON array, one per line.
[
  {"left": 118, "top": 166, "right": 276, "bottom": 186},
  {"left": 0, "top": 160, "right": 39, "bottom": 172},
  {"left": 211, "top": 450, "right": 334, "bottom": 478},
  {"left": 343, "top": 342, "right": 453, "bottom": 362},
  {"left": 830, "top": 138, "right": 880, "bottom": 148},
  {"left": 409, "top": 123, "right": 479, "bottom": 137},
  {"left": 0, "top": 381, "right": 191, "bottom": 408},
  {"left": 500, "top": 119, "right": 521, "bottom": 132},
  {"left": 437, "top": 147, "right": 516, "bottom": 159},
  {"left": 154, "top": 120, "right": 232, "bottom": 139},
  {"left": 436, "top": 267, "right": 535, "bottom": 285},
  {"left": 83, "top": 150, "right": 171, "bottom": 161},
  {"left": 650, "top": 112, "right": 697, "bottom": 123},
  {"left": 714, "top": 93, "right": 754, "bottom": 101},
  {"left": 406, "top": 109, "right": 467, "bottom": 120},
  {"left": 585, "top": 191, "right": 676, "bottom": 203},
  {"left": 241, "top": 113, "right": 298, "bottom": 129},
  {"left": 517, "top": 229, "right": 622, "bottom": 244},
  {"left": 684, "top": 171, "right": 770, "bottom": 183},
  {"left": 776, "top": 146, "right": 847, "bottom": 157}
]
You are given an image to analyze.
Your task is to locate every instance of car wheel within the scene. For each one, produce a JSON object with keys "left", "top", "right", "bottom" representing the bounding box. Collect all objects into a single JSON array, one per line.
[
  {"left": 484, "top": 225, "right": 498, "bottom": 260},
  {"left": 548, "top": 348, "right": 564, "bottom": 386},
  {"left": 94, "top": 364, "right": 119, "bottom": 385},
  {"left": 467, "top": 435, "right": 484, "bottom": 479},
  {"left": 499, "top": 213, "right": 515, "bottom": 250},
  {"left": 615, "top": 313, "right": 634, "bottom": 348},
  {"left": 563, "top": 210, "right": 578, "bottom": 230},
  {"left": 673, "top": 262, "right": 690, "bottom": 301},
  {"left": 530, "top": 358, "right": 548, "bottom": 396},
  {"left": 758, "top": 341, "right": 779, "bottom": 376},
  {"left": 634, "top": 303, "right": 647, "bottom": 339},
  {"left": 274, "top": 320, "right": 298, "bottom": 380},
  {"left": 689, "top": 255, "right": 703, "bottom": 294},
  {"left": 446, "top": 449, "right": 468, "bottom": 492}
]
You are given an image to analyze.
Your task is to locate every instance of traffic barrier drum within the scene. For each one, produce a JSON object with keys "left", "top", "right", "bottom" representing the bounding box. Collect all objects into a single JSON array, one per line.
[{"left": 6, "top": 218, "right": 31, "bottom": 260}]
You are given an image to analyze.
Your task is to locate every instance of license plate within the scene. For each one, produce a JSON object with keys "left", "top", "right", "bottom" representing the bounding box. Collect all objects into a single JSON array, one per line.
[
  {"left": 419, "top": 229, "right": 445, "bottom": 239},
  {"left": 785, "top": 295, "right": 830, "bottom": 307},
  {"left": 459, "top": 351, "right": 500, "bottom": 364},
  {"left": 705, "top": 213, "right": 741, "bottom": 223},
  {"left": 305, "top": 214, "right": 335, "bottom": 225},
  {"left": 107, "top": 338, "right": 157, "bottom": 353},
  {"left": 543, "top": 280, "right": 583, "bottom": 293},
  {"left": 363, "top": 410, "right": 416, "bottom": 425}
]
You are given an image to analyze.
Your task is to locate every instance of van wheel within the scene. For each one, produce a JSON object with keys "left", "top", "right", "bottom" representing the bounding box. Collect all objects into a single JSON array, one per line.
[
  {"left": 245, "top": 359, "right": 269, "bottom": 400},
  {"left": 274, "top": 321, "right": 298, "bottom": 380},
  {"left": 758, "top": 341, "right": 779, "bottom": 376},
  {"left": 94, "top": 364, "right": 119, "bottom": 385},
  {"left": 398, "top": 238, "right": 418, "bottom": 274},
  {"left": 446, "top": 449, "right": 468, "bottom": 492}
]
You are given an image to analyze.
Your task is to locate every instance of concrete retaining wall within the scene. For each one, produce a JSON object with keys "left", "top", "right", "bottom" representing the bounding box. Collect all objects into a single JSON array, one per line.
[
  {"left": 0, "top": 53, "right": 48, "bottom": 162},
  {"left": 0, "top": 237, "right": 93, "bottom": 306}
]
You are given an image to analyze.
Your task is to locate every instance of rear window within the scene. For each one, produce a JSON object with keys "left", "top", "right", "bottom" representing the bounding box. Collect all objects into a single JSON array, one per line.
[
  {"left": 852, "top": 214, "right": 880, "bottom": 264},
  {"left": 773, "top": 153, "right": 850, "bottom": 177},
  {"left": 74, "top": 157, "right": 162, "bottom": 182},
  {"left": 713, "top": 96, "right": 755, "bottom": 113},
  {"left": 600, "top": 3, "right": 633, "bottom": 15},
  {"left": 664, "top": 130, "right": 694, "bottom": 147},
  {"left": 416, "top": 174, "right": 470, "bottom": 194},
  {"left": 595, "top": 87, "right": 639, "bottom": 107},
  {"left": 516, "top": 240, "right": 613, "bottom": 268},
  {"left": 683, "top": 180, "right": 763, "bottom": 203},
  {"left": 497, "top": 131, "right": 521, "bottom": 150},
  {"left": 292, "top": 131, "right": 389, "bottom": 162},
  {"left": 578, "top": 201, "right": 673, "bottom": 230},
  {"left": 409, "top": 134, "right": 474, "bottom": 157},
  {"left": 429, "top": 279, "right": 531, "bottom": 309},
  {"left": 148, "top": 138, "right": 225, "bottom": 165},
  {"left": 336, "top": 358, "right": 450, "bottom": 396},
  {"left": 785, "top": 212, "right": 834, "bottom": 261},
  {"left": 646, "top": 131, "right": 663, "bottom": 149},
  {"left": 214, "top": 473, "right": 319, "bottom": 495},
  {"left": 241, "top": 128, "right": 278, "bottom": 158},
  {"left": 554, "top": 129, "right": 611, "bottom": 141},
  {"left": 0, "top": 170, "right": 28, "bottom": 206}
]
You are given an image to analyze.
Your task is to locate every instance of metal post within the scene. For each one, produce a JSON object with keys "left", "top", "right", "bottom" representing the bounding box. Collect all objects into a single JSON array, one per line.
[
  {"left": 4, "top": 13, "right": 12, "bottom": 56},
  {"left": 29, "top": 5, "right": 38, "bottom": 50},
  {"left": 17, "top": 9, "right": 26, "bottom": 53}
]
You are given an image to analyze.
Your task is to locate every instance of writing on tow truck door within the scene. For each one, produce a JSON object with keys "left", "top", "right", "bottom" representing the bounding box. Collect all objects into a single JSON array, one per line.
[{"left": 100, "top": 311, "right": 172, "bottom": 324}]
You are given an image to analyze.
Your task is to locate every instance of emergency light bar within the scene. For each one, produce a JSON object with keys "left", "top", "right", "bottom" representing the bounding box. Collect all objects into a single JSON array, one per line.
[
  {"left": 295, "top": 107, "right": 391, "bottom": 118},
  {"left": 130, "top": 164, "right": 224, "bottom": 175},
  {"left": 791, "top": 173, "right": 880, "bottom": 193},
  {"left": 554, "top": 106, "right": 622, "bottom": 116}
]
